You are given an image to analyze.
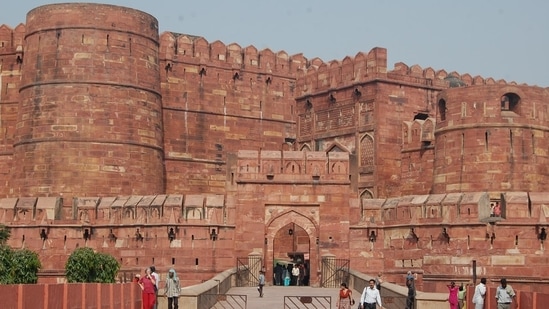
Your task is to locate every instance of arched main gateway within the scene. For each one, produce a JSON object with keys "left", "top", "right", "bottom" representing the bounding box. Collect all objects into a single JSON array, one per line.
[
  {"left": 234, "top": 150, "right": 351, "bottom": 288},
  {"left": 265, "top": 210, "right": 319, "bottom": 286}
]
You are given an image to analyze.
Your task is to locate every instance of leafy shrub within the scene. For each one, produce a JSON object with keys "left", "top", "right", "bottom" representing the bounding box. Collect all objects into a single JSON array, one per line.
[
  {"left": 0, "top": 225, "right": 10, "bottom": 245},
  {"left": 65, "top": 247, "right": 120, "bottom": 283},
  {"left": 0, "top": 244, "right": 41, "bottom": 284}
]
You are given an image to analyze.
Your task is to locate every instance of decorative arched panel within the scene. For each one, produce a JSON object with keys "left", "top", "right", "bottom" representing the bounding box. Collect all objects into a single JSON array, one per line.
[{"left": 360, "top": 134, "right": 374, "bottom": 172}]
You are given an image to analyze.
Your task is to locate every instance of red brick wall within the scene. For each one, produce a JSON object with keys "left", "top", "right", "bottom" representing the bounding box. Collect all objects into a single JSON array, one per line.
[
  {"left": 434, "top": 85, "right": 549, "bottom": 193},
  {"left": 158, "top": 32, "right": 304, "bottom": 194},
  {"left": 0, "top": 24, "right": 24, "bottom": 197},
  {"left": 11, "top": 3, "right": 164, "bottom": 198},
  {"left": 1, "top": 2, "right": 549, "bottom": 295}
]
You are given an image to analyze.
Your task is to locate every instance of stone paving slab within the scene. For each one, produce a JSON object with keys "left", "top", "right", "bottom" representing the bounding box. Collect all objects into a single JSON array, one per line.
[{"left": 223, "top": 286, "right": 362, "bottom": 308}]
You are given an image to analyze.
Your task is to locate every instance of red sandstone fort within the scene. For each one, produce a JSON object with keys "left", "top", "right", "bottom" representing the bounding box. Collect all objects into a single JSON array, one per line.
[{"left": 0, "top": 3, "right": 548, "bottom": 294}]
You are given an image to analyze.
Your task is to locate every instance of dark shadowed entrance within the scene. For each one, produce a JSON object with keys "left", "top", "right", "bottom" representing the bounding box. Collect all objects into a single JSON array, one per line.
[
  {"left": 265, "top": 210, "right": 319, "bottom": 286},
  {"left": 272, "top": 223, "right": 311, "bottom": 286}
]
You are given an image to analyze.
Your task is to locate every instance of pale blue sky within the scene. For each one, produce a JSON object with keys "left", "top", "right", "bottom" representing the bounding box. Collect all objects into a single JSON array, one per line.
[{"left": 1, "top": 1, "right": 548, "bottom": 87}]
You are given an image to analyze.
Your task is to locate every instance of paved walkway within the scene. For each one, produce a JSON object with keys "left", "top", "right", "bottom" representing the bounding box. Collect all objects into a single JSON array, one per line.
[{"left": 220, "top": 285, "right": 362, "bottom": 308}]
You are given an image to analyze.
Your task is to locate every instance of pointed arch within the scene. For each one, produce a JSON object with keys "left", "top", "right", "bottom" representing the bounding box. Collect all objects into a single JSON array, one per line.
[
  {"left": 360, "top": 133, "right": 374, "bottom": 171},
  {"left": 360, "top": 189, "right": 374, "bottom": 199},
  {"left": 300, "top": 144, "right": 312, "bottom": 151},
  {"left": 326, "top": 142, "right": 351, "bottom": 153},
  {"left": 266, "top": 209, "right": 319, "bottom": 239},
  {"left": 360, "top": 189, "right": 375, "bottom": 220},
  {"left": 284, "top": 161, "right": 301, "bottom": 174}
]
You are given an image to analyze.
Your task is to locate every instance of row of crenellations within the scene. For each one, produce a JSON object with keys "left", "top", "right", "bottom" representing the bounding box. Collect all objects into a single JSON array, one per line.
[{"left": 0, "top": 23, "right": 531, "bottom": 90}]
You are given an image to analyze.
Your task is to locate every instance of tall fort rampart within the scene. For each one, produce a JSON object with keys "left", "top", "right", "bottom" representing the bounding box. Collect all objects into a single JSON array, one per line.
[{"left": 1, "top": 3, "right": 549, "bottom": 293}]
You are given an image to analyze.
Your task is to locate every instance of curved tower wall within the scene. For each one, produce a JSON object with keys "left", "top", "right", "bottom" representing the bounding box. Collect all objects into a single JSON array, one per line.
[
  {"left": 12, "top": 4, "right": 164, "bottom": 197},
  {"left": 433, "top": 85, "right": 549, "bottom": 193}
]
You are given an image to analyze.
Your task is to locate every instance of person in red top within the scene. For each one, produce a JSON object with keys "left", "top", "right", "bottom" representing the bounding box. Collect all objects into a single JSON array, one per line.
[
  {"left": 338, "top": 282, "right": 353, "bottom": 309},
  {"left": 447, "top": 281, "right": 459, "bottom": 309},
  {"left": 138, "top": 267, "right": 157, "bottom": 309}
]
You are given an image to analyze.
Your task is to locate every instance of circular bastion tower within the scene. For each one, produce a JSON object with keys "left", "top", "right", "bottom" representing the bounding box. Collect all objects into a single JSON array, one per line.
[
  {"left": 433, "top": 83, "right": 549, "bottom": 194},
  {"left": 11, "top": 4, "right": 164, "bottom": 198}
]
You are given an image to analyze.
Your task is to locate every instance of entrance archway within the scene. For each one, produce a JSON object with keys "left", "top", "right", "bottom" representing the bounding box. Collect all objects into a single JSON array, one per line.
[
  {"left": 273, "top": 223, "right": 310, "bottom": 286},
  {"left": 265, "top": 210, "right": 319, "bottom": 286}
]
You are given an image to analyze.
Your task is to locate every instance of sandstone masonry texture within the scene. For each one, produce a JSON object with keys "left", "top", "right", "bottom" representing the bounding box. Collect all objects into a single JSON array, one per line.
[{"left": 0, "top": 3, "right": 548, "bottom": 293}]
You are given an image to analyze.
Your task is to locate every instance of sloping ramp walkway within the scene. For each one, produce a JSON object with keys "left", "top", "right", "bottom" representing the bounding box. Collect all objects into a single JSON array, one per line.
[{"left": 218, "top": 286, "right": 362, "bottom": 309}]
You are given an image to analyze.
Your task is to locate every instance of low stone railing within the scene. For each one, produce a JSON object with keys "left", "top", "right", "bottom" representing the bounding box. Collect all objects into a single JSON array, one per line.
[
  {"left": 165, "top": 267, "right": 449, "bottom": 309},
  {"left": 349, "top": 269, "right": 447, "bottom": 309},
  {"left": 350, "top": 270, "right": 549, "bottom": 308},
  {"left": 158, "top": 267, "right": 237, "bottom": 309}
]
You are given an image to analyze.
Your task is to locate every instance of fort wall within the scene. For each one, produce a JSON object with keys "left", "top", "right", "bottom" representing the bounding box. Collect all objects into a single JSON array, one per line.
[
  {"left": 357, "top": 191, "right": 549, "bottom": 293},
  {"left": 0, "top": 2, "right": 548, "bottom": 295},
  {"left": 11, "top": 4, "right": 165, "bottom": 197},
  {"left": 157, "top": 33, "right": 305, "bottom": 194},
  {"left": 434, "top": 85, "right": 549, "bottom": 193}
]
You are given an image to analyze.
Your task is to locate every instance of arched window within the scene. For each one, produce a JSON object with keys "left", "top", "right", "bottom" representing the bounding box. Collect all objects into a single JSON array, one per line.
[
  {"left": 501, "top": 93, "right": 520, "bottom": 113},
  {"left": 360, "top": 134, "right": 374, "bottom": 172}
]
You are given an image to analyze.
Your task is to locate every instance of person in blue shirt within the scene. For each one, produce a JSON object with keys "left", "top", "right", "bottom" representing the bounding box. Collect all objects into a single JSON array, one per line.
[
  {"left": 257, "top": 270, "right": 265, "bottom": 297},
  {"left": 495, "top": 278, "right": 515, "bottom": 309}
]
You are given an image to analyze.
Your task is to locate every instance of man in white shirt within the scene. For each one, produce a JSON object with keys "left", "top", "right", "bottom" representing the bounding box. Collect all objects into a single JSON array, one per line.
[
  {"left": 291, "top": 264, "right": 300, "bottom": 286},
  {"left": 472, "top": 278, "right": 487, "bottom": 309},
  {"left": 359, "top": 279, "right": 383, "bottom": 309}
]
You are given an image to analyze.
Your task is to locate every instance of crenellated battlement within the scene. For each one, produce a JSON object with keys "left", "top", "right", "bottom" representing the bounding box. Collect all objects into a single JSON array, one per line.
[
  {"left": 159, "top": 31, "right": 308, "bottom": 76},
  {"left": 294, "top": 48, "right": 536, "bottom": 98},
  {"left": 0, "top": 24, "right": 25, "bottom": 53},
  {"left": 391, "top": 62, "right": 527, "bottom": 88},
  {"left": 236, "top": 150, "right": 349, "bottom": 183},
  {"left": 0, "top": 194, "right": 226, "bottom": 226}
]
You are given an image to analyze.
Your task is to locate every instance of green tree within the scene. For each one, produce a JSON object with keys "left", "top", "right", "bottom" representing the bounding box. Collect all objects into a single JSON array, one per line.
[
  {"left": 0, "top": 225, "right": 10, "bottom": 245},
  {"left": 0, "top": 245, "right": 14, "bottom": 284},
  {"left": 65, "top": 247, "right": 120, "bottom": 283},
  {"left": 94, "top": 252, "right": 121, "bottom": 283},
  {"left": 12, "top": 249, "right": 42, "bottom": 283},
  {"left": 0, "top": 245, "right": 41, "bottom": 284},
  {"left": 0, "top": 225, "right": 41, "bottom": 284}
]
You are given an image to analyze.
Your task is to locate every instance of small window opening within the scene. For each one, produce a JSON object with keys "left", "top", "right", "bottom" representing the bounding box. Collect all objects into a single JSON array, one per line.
[
  {"left": 438, "top": 99, "right": 447, "bottom": 121},
  {"left": 413, "top": 113, "right": 429, "bottom": 120},
  {"left": 501, "top": 93, "right": 520, "bottom": 112}
]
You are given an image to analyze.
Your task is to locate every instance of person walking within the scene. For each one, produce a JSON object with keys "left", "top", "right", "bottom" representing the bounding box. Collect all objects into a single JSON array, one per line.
[
  {"left": 375, "top": 272, "right": 383, "bottom": 291},
  {"left": 447, "top": 281, "right": 459, "bottom": 309},
  {"left": 138, "top": 267, "right": 156, "bottom": 309},
  {"left": 150, "top": 266, "right": 160, "bottom": 309},
  {"left": 472, "top": 278, "right": 487, "bottom": 309},
  {"left": 257, "top": 270, "right": 265, "bottom": 297},
  {"left": 164, "top": 268, "right": 180, "bottom": 309},
  {"left": 458, "top": 284, "right": 466, "bottom": 309},
  {"left": 495, "top": 278, "right": 515, "bottom": 309},
  {"left": 405, "top": 279, "right": 415, "bottom": 309},
  {"left": 359, "top": 279, "right": 383, "bottom": 309},
  {"left": 291, "top": 264, "right": 300, "bottom": 286},
  {"left": 337, "top": 282, "right": 353, "bottom": 309},
  {"left": 274, "top": 263, "right": 283, "bottom": 286}
]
